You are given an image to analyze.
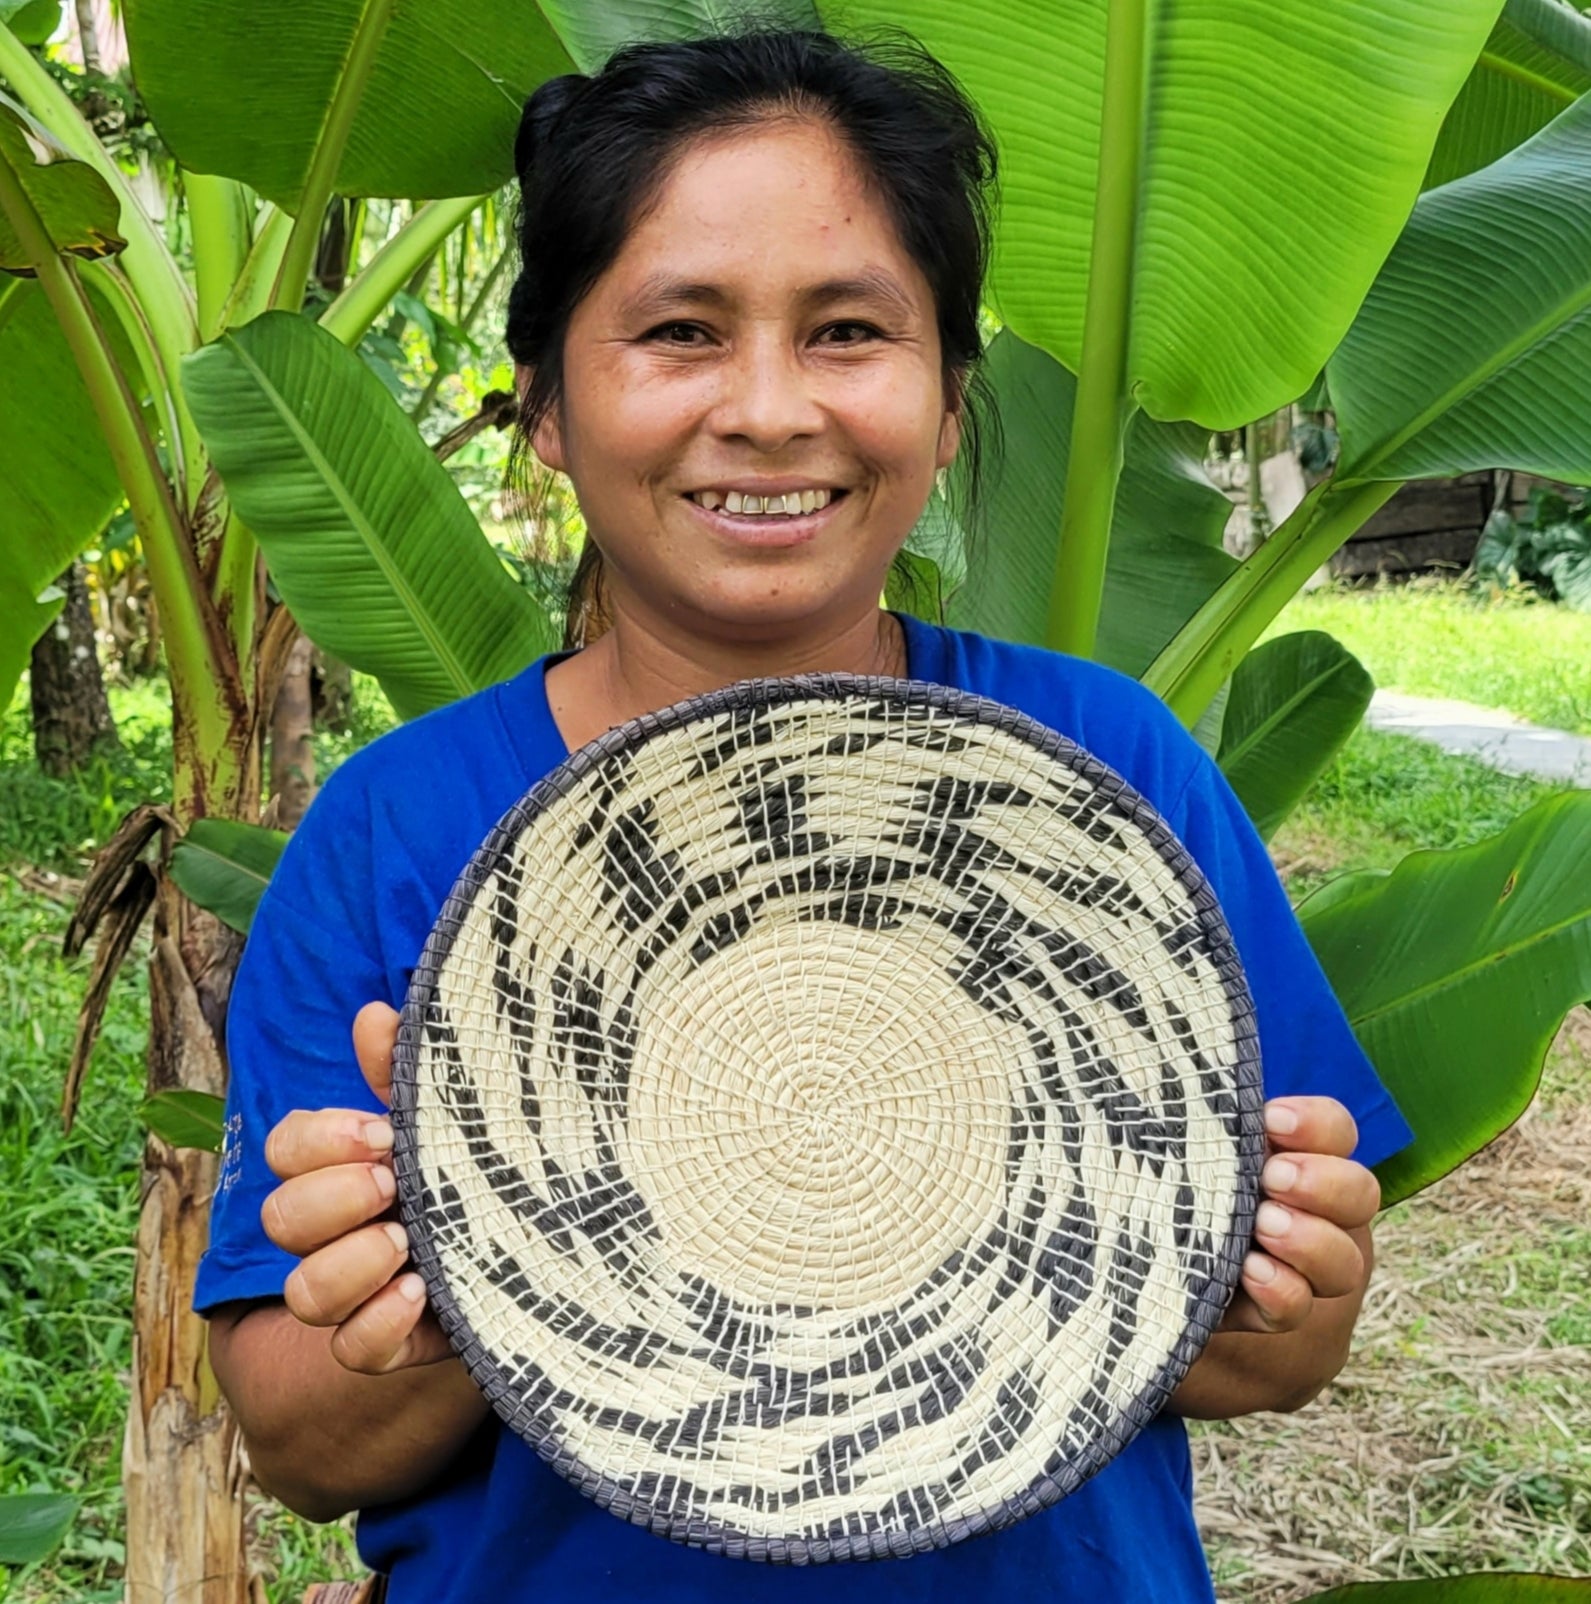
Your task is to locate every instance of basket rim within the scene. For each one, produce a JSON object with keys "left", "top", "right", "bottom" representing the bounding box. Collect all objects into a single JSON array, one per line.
[{"left": 390, "top": 671, "right": 1266, "bottom": 1563}]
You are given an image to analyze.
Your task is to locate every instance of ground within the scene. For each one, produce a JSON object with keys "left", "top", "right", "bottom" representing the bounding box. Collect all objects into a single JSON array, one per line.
[{"left": 0, "top": 582, "right": 1587, "bottom": 1601}]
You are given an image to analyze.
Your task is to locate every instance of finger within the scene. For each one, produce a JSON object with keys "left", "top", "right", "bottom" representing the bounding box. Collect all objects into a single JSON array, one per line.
[
  {"left": 1262, "top": 1151, "right": 1381, "bottom": 1232},
  {"left": 264, "top": 1108, "right": 395, "bottom": 1181},
  {"left": 329, "top": 1275, "right": 455, "bottom": 1375},
  {"left": 1252, "top": 1200, "right": 1367, "bottom": 1300},
  {"left": 353, "top": 1002, "right": 400, "bottom": 1108},
  {"left": 1264, "top": 1096, "right": 1359, "bottom": 1161},
  {"left": 1220, "top": 1251, "right": 1314, "bottom": 1335},
  {"left": 284, "top": 1219, "right": 411, "bottom": 1328},
  {"left": 261, "top": 1160, "right": 397, "bottom": 1256}
]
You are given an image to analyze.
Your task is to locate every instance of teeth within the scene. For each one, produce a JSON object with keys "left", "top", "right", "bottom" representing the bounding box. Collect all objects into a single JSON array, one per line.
[{"left": 693, "top": 488, "right": 838, "bottom": 515}]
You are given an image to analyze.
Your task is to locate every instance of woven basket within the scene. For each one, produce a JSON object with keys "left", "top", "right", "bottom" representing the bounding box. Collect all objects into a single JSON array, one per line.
[{"left": 391, "top": 675, "right": 1264, "bottom": 1563}]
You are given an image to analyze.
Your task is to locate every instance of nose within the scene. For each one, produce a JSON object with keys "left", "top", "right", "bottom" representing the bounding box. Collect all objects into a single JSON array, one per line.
[{"left": 710, "top": 326, "right": 825, "bottom": 451}]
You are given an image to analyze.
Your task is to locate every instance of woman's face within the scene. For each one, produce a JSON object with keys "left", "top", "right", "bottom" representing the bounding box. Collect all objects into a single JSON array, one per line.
[{"left": 533, "top": 117, "right": 961, "bottom": 646}]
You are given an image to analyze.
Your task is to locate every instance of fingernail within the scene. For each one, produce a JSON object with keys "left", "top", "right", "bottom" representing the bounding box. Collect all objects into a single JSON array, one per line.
[
  {"left": 363, "top": 1121, "right": 393, "bottom": 1152},
  {"left": 1245, "top": 1252, "right": 1277, "bottom": 1285},
  {"left": 383, "top": 1222, "right": 407, "bottom": 1255},
  {"left": 398, "top": 1273, "right": 425, "bottom": 1303},
  {"left": 1264, "top": 1157, "right": 1299, "bottom": 1193},
  {"left": 1265, "top": 1103, "right": 1299, "bottom": 1136},
  {"left": 1257, "top": 1201, "right": 1292, "bottom": 1238},
  {"left": 373, "top": 1166, "right": 396, "bottom": 1201}
]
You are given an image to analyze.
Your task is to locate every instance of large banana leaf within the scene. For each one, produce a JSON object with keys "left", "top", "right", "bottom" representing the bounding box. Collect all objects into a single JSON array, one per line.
[
  {"left": 1426, "top": 0, "right": 1591, "bottom": 189},
  {"left": 1330, "top": 91, "right": 1591, "bottom": 486},
  {"left": 1217, "top": 631, "right": 1372, "bottom": 840},
  {"left": 1306, "top": 1579, "right": 1591, "bottom": 1603},
  {"left": 121, "top": 0, "right": 574, "bottom": 210},
  {"left": 943, "top": 329, "right": 1233, "bottom": 676},
  {"left": 0, "top": 102, "right": 132, "bottom": 709},
  {"left": 829, "top": 0, "right": 1502, "bottom": 427},
  {"left": 0, "top": 278, "right": 125, "bottom": 711},
  {"left": 1300, "top": 791, "right": 1591, "bottom": 1207},
  {"left": 539, "top": 0, "right": 816, "bottom": 71},
  {"left": 182, "top": 311, "right": 557, "bottom": 719}
]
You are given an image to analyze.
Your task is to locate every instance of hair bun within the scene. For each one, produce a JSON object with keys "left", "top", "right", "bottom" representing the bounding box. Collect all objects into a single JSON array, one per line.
[{"left": 515, "top": 74, "right": 591, "bottom": 176}]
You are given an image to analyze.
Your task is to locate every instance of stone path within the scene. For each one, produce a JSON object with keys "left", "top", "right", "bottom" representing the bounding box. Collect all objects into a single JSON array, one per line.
[{"left": 1367, "top": 690, "right": 1591, "bottom": 787}]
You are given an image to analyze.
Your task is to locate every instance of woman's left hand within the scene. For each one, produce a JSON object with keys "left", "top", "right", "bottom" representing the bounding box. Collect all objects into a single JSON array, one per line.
[{"left": 1219, "top": 1095, "right": 1382, "bottom": 1336}]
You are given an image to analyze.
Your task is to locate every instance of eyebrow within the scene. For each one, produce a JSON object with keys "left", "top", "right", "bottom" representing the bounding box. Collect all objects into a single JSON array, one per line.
[{"left": 620, "top": 268, "right": 917, "bottom": 321}]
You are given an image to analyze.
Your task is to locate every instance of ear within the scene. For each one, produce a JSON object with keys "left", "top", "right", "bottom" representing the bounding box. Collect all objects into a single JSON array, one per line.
[
  {"left": 935, "top": 404, "right": 962, "bottom": 473},
  {"left": 516, "top": 364, "right": 569, "bottom": 473},
  {"left": 936, "top": 370, "right": 964, "bottom": 471}
]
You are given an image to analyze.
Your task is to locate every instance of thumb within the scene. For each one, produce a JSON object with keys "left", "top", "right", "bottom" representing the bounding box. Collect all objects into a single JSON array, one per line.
[{"left": 352, "top": 1000, "right": 401, "bottom": 1108}]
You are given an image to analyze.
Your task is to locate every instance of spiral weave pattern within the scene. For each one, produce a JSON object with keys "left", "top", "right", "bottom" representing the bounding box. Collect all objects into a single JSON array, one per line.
[{"left": 392, "top": 677, "right": 1263, "bottom": 1562}]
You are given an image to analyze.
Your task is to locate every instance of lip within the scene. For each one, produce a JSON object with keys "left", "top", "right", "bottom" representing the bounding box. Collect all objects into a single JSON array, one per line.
[{"left": 679, "top": 489, "right": 846, "bottom": 548}]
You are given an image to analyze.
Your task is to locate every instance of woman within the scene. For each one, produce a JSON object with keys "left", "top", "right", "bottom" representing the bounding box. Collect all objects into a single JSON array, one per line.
[{"left": 198, "top": 30, "right": 1411, "bottom": 1602}]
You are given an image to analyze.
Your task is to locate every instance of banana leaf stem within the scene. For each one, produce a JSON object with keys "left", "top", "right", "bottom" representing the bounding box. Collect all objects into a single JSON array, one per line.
[
  {"left": 1142, "top": 477, "right": 1401, "bottom": 723},
  {"left": 1045, "top": 0, "right": 1149, "bottom": 660},
  {"left": 320, "top": 194, "right": 485, "bottom": 348},
  {"left": 0, "top": 23, "right": 202, "bottom": 499},
  {"left": 270, "top": 0, "right": 398, "bottom": 312},
  {"left": 0, "top": 149, "right": 238, "bottom": 754}
]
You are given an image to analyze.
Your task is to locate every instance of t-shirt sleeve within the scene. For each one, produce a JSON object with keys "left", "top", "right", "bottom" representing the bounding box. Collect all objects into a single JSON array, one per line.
[
  {"left": 1164, "top": 747, "right": 1416, "bottom": 1173},
  {"left": 193, "top": 768, "right": 391, "bottom": 1317}
]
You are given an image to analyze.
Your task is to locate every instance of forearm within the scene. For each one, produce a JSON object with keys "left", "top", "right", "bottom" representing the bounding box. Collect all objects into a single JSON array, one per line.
[
  {"left": 209, "top": 1301, "right": 493, "bottom": 1522},
  {"left": 1165, "top": 1224, "right": 1375, "bottom": 1420}
]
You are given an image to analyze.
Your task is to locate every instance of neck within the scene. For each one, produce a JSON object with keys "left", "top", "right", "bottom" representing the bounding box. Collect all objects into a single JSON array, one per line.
[{"left": 547, "top": 596, "right": 908, "bottom": 752}]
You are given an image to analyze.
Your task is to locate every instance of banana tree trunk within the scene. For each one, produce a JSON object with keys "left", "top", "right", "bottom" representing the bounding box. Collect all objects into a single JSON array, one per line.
[{"left": 124, "top": 687, "right": 260, "bottom": 1603}]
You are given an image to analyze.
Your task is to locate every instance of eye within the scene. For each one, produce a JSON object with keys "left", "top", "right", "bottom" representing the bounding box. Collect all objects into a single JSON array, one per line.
[
  {"left": 644, "top": 321, "right": 710, "bottom": 346},
  {"left": 816, "top": 321, "right": 882, "bottom": 346}
]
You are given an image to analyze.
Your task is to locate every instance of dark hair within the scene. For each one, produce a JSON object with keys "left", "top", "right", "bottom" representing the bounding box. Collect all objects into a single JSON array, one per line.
[{"left": 505, "top": 28, "right": 999, "bottom": 647}]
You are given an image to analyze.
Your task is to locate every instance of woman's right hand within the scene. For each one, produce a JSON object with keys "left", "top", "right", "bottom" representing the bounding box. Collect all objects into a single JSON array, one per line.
[{"left": 261, "top": 1001, "right": 454, "bottom": 1374}]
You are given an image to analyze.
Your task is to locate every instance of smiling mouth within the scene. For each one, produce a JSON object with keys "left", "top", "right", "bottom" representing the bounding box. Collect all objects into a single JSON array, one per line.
[{"left": 686, "top": 488, "right": 844, "bottom": 517}]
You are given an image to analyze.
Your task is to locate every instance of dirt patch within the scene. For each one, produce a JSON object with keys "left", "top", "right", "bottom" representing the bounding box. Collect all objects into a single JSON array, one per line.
[{"left": 1194, "top": 1018, "right": 1591, "bottom": 1600}]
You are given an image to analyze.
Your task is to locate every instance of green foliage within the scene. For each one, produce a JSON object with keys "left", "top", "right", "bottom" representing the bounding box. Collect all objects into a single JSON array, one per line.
[
  {"left": 0, "top": 874, "right": 147, "bottom": 1601},
  {"left": 942, "top": 329, "right": 1234, "bottom": 676},
  {"left": 1216, "top": 631, "right": 1374, "bottom": 840},
  {"left": 1476, "top": 487, "right": 1591, "bottom": 612},
  {"left": 0, "top": 277, "right": 126, "bottom": 712},
  {"left": 0, "top": 94, "right": 125, "bottom": 267},
  {"left": 181, "top": 312, "right": 557, "bottom": 719},
  {"left": 139, "top": 1088, "right": 225, "bottom": 1153},
  {"left": 1425, "top": 0, "right": 1591, "bottom": 187},
  {"left": 0, "top": 1493, "right": 78, "bottom": 1565},
  {"left": 1306, "top": 1577, "right": 1591, "bottom": 1602},
  {"left": 121, "top": 0, "right": 573, "bottom": 209},
  {"left": 837, "top": 0, "right": 1502, "bottom": 429},
  {"left": 0, "top": 680, "right": 170, "bottom": 869},
  {"left": 1301, "top": 790, "right": 1591, "bottom": 1206},
  {"left": 167, "top": 819, "right": 286, "bottom": 934},
  {"left": 1330, "top": 92, "right": 1591, "bottom": 486}
]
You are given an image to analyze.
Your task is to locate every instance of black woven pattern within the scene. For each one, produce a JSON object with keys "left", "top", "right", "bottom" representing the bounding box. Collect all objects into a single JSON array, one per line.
[{"left": 391, "top": 675, "right": 1265, "bottom": 1563}]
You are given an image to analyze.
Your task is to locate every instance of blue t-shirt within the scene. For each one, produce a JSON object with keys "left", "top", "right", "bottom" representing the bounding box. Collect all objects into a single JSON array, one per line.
[{"left": 196, "top": 613, "right": 1414, "bottom": 1602}]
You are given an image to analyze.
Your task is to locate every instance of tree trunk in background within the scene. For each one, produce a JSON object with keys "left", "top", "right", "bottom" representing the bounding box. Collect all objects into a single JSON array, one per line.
[
  {"left": 268, "top": 633, "right": 316, "bottom": 829},
  {"left": 31, "top": 561, "right": 120, "bottom": 778},
  {"left": 312, "top": 648, "right": 354, "bottom": 736}
]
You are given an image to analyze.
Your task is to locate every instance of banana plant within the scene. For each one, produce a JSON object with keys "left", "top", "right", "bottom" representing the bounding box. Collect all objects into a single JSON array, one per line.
[{"left": 8, "top": 2, "right": 1591, "bottom": 1601}]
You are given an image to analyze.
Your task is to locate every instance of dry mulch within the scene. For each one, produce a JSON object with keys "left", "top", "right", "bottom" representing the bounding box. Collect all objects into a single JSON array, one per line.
[{"left": 1193, "top": 1011, "right": 1591, "bottom": 1600}]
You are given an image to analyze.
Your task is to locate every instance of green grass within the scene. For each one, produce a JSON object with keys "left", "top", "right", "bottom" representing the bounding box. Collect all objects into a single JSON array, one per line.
[
  {"left": 1271, "top": 724, "right": 1570, "bottom": 902},
  {"left": 0, "top": 876, "right": 146, "bottom": 1602},
  {"left": 0, "top": 680, "right": 172, "bottom": 871},
  {"left": 1272, "top": 580, "right": 1591, "bottom": 736}
]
